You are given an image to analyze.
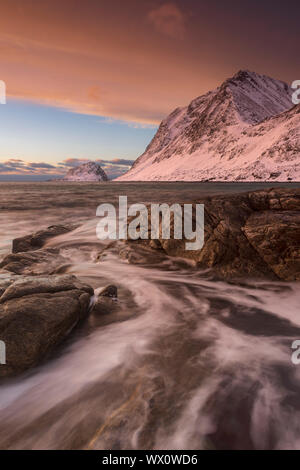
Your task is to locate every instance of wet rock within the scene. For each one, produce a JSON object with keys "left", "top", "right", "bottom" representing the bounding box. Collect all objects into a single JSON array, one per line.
[
  {"left": 248, "top": 188, "right": 300, "bottom": 211},
  {"left": 0, "top": 248, "right": 67, "bottom": 275},
  {"left": 98, "top": 285, "right": 118, "bottom": 298},
  {"left": 128, "top": 188, "right": 300, "bottom": 280},
  {"left": 0, "top": 273, "right": 93, "bottom": 304},
  {"left": 0, "top": 274, "right": 93, "bottom": 378},
  {"left": 12, "top": 225, "right": 76, "bottom": 253},
  {"left": 96, "top": 241, "right": 117, "bottom": 261},
  {"left": 92, "top": 297, "right": 117, "bottom": 316},
  {"left": 119, "top": 244, "right": 167, "bottom": 265},
  {"left": 89, "top": 285, "right": 139, "bottom": 328},
  {"left": 149, "top": 239, "right": 162, "bottom": 250},
  {"left": 0, "top": 274, "right": 17, "bottom": 297},
  {"left": 243, "top": 211, "right": 300, "bottom": 281},
  {"left": 91, "top": 285, "right": 119, "bottom": 316}
]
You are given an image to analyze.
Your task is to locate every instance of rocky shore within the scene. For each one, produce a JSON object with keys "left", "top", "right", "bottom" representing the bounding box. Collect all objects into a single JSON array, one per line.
[
  {"left": 0, "top": 223, "right": 119, "bottom": 378},
  {"left": 0, "top": 187, "right": 299, "bottom": 379},
  {"left": 125, "top": 187, "right": 300, "bottom": 281}
]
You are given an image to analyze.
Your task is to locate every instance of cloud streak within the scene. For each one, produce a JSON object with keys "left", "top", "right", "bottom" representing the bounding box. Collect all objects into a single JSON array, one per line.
[
  {"left": 148, "top": 3, "right": 187, "bottom": 39},
  {"left": 0, "top": 0, "right": 299, "bottom": 127}
]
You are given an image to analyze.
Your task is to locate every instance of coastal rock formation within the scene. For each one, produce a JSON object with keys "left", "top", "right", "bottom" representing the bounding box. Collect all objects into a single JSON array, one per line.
[
  {"left": 0, "top": 248, "right": 67, "bottom": 275},
  {"left": 125, "top": 188, "right": 300, "bottom": 280},
  {"left": 0, "top": 274, "right": 93, "bottom": 378},
  {"left": 0, "top": 187, "right": 298, "bottom": 380},
  {"left": 12, "top": 225, "right": 75, "bottom": 253},
  {"left": 243, "top": 211, "right": 300, "bottom": 281}
]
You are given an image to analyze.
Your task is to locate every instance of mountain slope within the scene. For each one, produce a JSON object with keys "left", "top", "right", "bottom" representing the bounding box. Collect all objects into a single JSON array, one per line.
[
  {"left": 118, "top": 71, "right": 299, "bottom": 182},
  {"left": 63, "top": 162, "right": 108, "bottom": 182}
]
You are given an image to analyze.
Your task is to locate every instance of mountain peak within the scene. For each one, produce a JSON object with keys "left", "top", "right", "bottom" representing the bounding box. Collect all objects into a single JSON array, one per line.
[
  {"left": 227, "top": 69, "right": 285, "bottom": 86},
  {"left": 118, "top": 70, "right": 298, "bottom": 182},
  {"left": 231, "top": 69, "right": 258, "bottom": 80},
  {"left": 222, "top": 70, "right": 292, "bottom": 124},
  {"left": 63, "top": 161, "right": 108, "bottom": 182}
]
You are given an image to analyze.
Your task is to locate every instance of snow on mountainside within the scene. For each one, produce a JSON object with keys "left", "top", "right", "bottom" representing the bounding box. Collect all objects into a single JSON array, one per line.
[
  {"left": 63, "top": 162, "right": 108, "bottom": 181},
  {"left": 118, "top": 70, "right": 299, "bottom": 182}
]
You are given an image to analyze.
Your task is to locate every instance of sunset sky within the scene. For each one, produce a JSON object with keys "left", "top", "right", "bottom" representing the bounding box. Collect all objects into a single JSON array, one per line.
[{"left": 0, "top": 0, "right": 299, "bottom": 179}]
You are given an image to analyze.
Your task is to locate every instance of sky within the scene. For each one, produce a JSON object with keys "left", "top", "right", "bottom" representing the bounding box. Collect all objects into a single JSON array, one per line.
[{"left": 0, "top": 0, "right": 299, "bottom": 180}]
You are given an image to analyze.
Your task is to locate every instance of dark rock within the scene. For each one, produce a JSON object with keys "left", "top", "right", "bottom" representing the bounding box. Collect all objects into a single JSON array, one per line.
[
  {"left": 126, "top": 188, "right": 300, "bottom": 280},
  {"left": 0, "top": 274, "right": 93, "bottom": 378},
  {"left": 0, "top": 274, "right": 93, "bottom": 304},
  {"left": 0, "top": 248, "right": 67, "bottom": 275},
  {"left": 98, "top": 285, "right": 118, "bottom": 298},
  {"left": 91, "top": 296, "right": 118, "bottom": 316},
  {"left": 12, "top": 225, "right": 76, "bottom": 254},
  {"left": 248, "top": 188, "right": 300, "bottom": 211},
  {"left": 149, "top": 239, "right": 163, "bottom": 250},
  {"left": 91, "top": 285, "right": 118, "bottom": 316},
  {"left": 0, "top": 274, "right": 17, "bottom": 297},
  {"left": 243, "top": 211, "right": 300, "bottom": 281},
  {"left": 119, "top": 244, "right": 167, "bottom": 265}
]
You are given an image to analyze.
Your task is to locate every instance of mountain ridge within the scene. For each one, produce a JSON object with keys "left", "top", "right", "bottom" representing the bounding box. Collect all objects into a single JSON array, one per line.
[{"left": 118, "top": 71, "right": 299, "bottom": 182}]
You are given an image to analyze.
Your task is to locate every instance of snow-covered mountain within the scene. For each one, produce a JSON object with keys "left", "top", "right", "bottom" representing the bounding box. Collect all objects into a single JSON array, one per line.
[
  {"left": 118, "top": 70, "right": 300, "bottom": 181},
  {"left": 63, "top": 162, "right": 108, "bottom": 182}
]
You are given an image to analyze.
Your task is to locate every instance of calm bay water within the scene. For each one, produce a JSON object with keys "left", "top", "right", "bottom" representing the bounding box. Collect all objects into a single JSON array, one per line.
[{"left": 0, "top": 181, "right": 299, "bottom": 450}]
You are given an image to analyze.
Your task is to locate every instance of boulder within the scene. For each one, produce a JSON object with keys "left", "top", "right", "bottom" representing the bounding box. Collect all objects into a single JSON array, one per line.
[
  {"left": 92, "top": 285, "right": 118, "bottom": 316},
  {"left": 0, "top": 248, "right": 67, "bottom": 275},
  {"left": 12, "top": 225, "right": 76, "bottom": 253},
  {"left": 98, "top": 285, "right": 118, "bottom": 298},
  {"left": 0, "top": 274, "right": 93, "bottom": 378},
  {"left": 89, "top": 284, "right": 135, "bottom": 327}
]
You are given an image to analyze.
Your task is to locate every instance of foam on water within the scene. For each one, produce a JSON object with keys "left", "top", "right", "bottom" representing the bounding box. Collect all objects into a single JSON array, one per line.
[{"left": 0, "top": 182, "right": 299, "bottom": 449}]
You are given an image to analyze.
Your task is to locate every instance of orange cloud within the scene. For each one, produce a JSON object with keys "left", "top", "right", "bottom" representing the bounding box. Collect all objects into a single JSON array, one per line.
[
  {"left": 148, "top": 3, "right": 186, "bottom": 39},
  {"left": 0, "top": 1, "right": 224, "bottom": 125},
  {"left": 0, "top": 0, "right": 298, "bottom": 126}
]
